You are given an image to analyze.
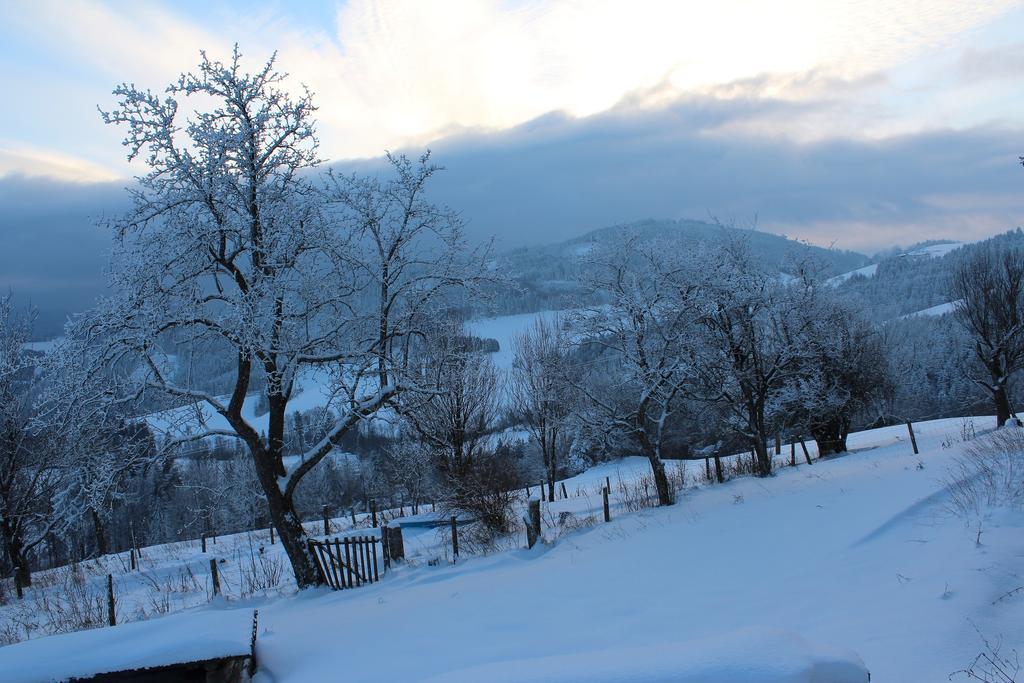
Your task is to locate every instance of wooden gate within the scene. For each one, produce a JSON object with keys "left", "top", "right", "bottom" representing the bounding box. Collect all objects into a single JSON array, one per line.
[{"left": 307, "top": 536, "right": 382, "bottom": 590}]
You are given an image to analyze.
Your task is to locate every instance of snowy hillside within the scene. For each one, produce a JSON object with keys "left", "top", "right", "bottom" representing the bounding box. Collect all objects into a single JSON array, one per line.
[{"left": 2, "top": 417, "right": 1021, "bottom": 681}]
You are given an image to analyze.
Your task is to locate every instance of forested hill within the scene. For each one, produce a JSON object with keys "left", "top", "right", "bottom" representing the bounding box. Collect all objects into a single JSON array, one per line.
[
  {"left": 487, "top": 218, "right": 870, "bottom": 316},
  {"left": 834, "top": 230, "right": 1024, "bottom": 321}
]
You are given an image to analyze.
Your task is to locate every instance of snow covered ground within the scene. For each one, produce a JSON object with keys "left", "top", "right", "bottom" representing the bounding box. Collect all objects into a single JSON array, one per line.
[
  {"left": 826, "top": 263, "right": 878, "bottom": 286},
  {"left": 898, "top": 299, "right": 961, "bottom": 319},
  {"left": 2, "top": 416, "right": 1022, "bottom": 681}
]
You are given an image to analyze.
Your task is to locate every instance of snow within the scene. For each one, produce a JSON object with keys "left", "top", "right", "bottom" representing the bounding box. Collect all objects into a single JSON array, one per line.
[
  {"left": 22, "top": 338, "right": 62, "bottom": 354},
  {"left": 904, "top": 242, "right": 963, "bottom": 258},
  {"left": 826, "top": 263, "right": 878, "bottom": 286},
  {"left": 0, "top": 607, "right": 252, "bottom": 682},
  {"left": 424, "top": 628, "right": 867, "bottom": 683},
  {"left": 898, "top": 300, "right": 961, "bottom": 319},
  {"left": 2, "top": 416, "right": 1022, "bottom": 682},
  {"left": 148, "top": 309, "right": 562, "bottom": 438},
  {"left": 467, "top": 310, "right": 562, "bottom": 371}
]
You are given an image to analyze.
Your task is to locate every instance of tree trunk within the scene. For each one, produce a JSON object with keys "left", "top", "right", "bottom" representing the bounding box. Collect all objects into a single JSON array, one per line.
[
  {"left": 993, "top": 384, "right": 1013, "bottom": 427},
  {"left": 0, "top": 518, "right": 31, "bottom": 587},
  {"left": 91, "top": 508, "right": 109, "bottom": 557},
  {"left": 749, "top": 405, "right": 773, "bottom": 477},
  {"left": 251, "top": 446, "right": 323, "bottom": 588},
  {"left": 646, "top": 453, "right": 673, "bottom": 506}
]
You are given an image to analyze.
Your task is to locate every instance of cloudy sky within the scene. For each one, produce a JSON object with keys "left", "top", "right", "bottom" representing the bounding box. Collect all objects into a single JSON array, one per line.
[{"left": 2, "top": 0, "right": 1024, "bottom": 332}]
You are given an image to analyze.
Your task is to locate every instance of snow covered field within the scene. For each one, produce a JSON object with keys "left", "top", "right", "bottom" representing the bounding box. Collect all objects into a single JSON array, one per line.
[{"left": 1, "top": 416, "right": 1022, "bottom": 681}]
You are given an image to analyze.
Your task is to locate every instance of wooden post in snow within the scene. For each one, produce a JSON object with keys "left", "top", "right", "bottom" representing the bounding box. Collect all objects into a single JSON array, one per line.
[
  {"left": 201, "top": 534, "right": 207, "bottom": 553},
  {"left": 560, "top": 482, "right": 568, "bottom": 499},
  {"left": 129, "top": 521, "right": 139, "bottom": 559},
  {"left": 14, "top": 574, "right": 23, "bottom": 600},
  {"left": 603, "top": 486, "right": 611, "bottom": 523},
  {"left": 130, "top": 548, "right": 137, "bottom": 571},
  {"left": 800, "top": 439, "right": 812, "bottom": 465},
  {"left": 106, "top": 574, "right": 116, "bottom": 626},
  {"left": 524, "top": 499, "right": 541, "bottom": 549},
  {"left": 210, "top": 558, "right": 220, "bottom": 596},
  {"left": 270, "top": 526, "right": 275, "bottom": 545},
  {"left": 388, "top": 526, "right": 405, "bottom": 562},
  {"left": 322, "top": 505, "right": 330, "bottom": 536},
  {"left": 450, "top": 516, "right": 459, "bottom": 560},
  {"left": 350, "top": 508, "right": 356, "bottom": 527},
  {"left": 371, "top": 499, "right": 378, "bottom": 528},
  {"left": 704, "top": 457, "right": 711, "bottom": 481},
  {"left": 906, "top": 421, "right": 919, "bottom": 455},
  {"left": 775, "top": 432, "right": 782, "bottom": 455},
  {"left": 790, "top": 442, "right": 796, "bottom": 467}
]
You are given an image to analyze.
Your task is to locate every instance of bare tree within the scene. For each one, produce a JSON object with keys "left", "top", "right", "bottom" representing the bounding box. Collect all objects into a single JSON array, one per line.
[
  {"left": 93, "top": 48, "right": 477, "bottom": 587},
  {"left": 402, "top": 321, "right": 502, "bottom": 478},
  {"left": 511, "top": 315, "right": 578, "bottom": 502},
  {"left": 782, "top": 295, "right": 893, "bottom": 455},
  {"left": 575, "top": 241, "right": 699, "bottom": 505},
  {"left": 691, "top": 241, "right": 812, "bottom": 477},
  {"left": 950, "top": 246, "right": 1024, "bottom": 427}
]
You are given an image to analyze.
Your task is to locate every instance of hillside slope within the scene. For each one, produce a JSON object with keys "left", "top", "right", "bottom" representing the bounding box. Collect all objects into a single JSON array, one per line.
[{"left": 2, "top": 418, "right": 1021, "bottom": 681}]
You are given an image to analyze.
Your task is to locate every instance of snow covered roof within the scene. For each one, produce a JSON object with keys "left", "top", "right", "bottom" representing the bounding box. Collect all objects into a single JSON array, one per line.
[{"left": 0, "top": 607, "right": 254, "bottom": 683}]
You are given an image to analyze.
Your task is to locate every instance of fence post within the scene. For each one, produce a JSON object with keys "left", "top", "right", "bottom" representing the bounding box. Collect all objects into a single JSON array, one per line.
[
  {"left": 523, "top": 499, "right": 541, "bottom": 548},
  {"left": 704, "top": 457, "right": 711, "bottom": 481},
  {"left": 343, "top": 538, "right": 354, "bottom": 587},
  {"left": 389, "top": 526, "right": 405, "bottom": 562},
  {"left": 790, "top": 442, "right": 796, "bottom": 467},
  {"left": 249, "top": 610, "right": 259, "bottom": 678},
  {"left": 800, "top": 439, "right": 812, "bottom": 465},
  {"left": 371, "top": 499, "right": 378, "bottom": 528},
  {"left": 451, "top": 516, "right": 459, "bottom": 560},
  {"left": 210, "top": 558, "right": 220, "bottom": 596},
  {"left": 323, "top": 505, "right": 330, "bottom": 536},
  {"left": 107, "top": 574, "right": 116, "bottom": 626},
  {"left": 129, "top": 521, "right": 139, "bottom": 559},
  {"left": 270, "top": 526, "right": 275, "bottom": 545},
  {"left": 130, "top": 547, "right": 137, "bottom": 571},
  {"left": 382, "top": 523, "right": 390, "bottom": 570},
  {"left": 201, "top": 534, "right": 207, "bottom": 553},
  {"left": 714, "top": 455, "right": 724, "bottom": 484},
  {"left": 775, "top": 432, "right": 781, "bottom": 455},
  {"left": 603, "top": 486, "right": 610, "bottom": 523},
  {"left": 560, "top": 482, "right": 568, "bottom": 499},
  {"left": 906, "top": 421, "right": 919, "bottom": 455},
  {"left": 14, "top": 574, "right": 23, "bottom": 600}
]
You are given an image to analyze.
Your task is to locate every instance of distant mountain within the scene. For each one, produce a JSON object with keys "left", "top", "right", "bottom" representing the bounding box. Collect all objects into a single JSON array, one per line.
[{"left": 485, "top": 218, "right": 871, "bottom": 316}]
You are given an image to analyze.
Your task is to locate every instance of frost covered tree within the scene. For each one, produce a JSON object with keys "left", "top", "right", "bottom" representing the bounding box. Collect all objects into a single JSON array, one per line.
[
  {"left": 402, "top": 321, "right": 501, "bottom": 478},
  {"left": 575, "top": 241, "right": 700, "bottom": 505},
  {"left": 511, "top": 315, "right": 578, "bottom": 502},
  {"left": 783, "top": 295, "right": 893, "bottom": 455},
  {"left": 93, "top": 48, "right": 478, "bottom": 587},
  {"left": 0, "top": 299, "right": 151, "bottom": 584},
  {"left": 691, "top": 241, "right": 811, "bottom": 477},
  {"left": 950, "top": 245, "right": 1024, "bottom": 426},
  {"left": 0, "top": 301, "right": 50, "bottom": 586}
]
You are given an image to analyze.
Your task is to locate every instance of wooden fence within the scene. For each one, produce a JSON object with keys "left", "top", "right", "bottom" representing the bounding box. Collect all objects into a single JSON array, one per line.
[{"left": 307, "top": 536, "right": 381, "bottom": 590}]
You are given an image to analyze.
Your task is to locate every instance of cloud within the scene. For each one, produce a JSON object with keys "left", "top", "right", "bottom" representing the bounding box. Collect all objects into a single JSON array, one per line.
[
  {"left": 2, "top": 0, "right": 1019, "bottom": 175},
  {"left": 0, "top": 176, "right": 125, "bottom": 336},
  {"left": 376, "top": 91, "right": 1024, "bottom": 252},
  {"left": 0, "top": 147, "right": 121, "bottom": 183},
  {"left": 3, "top": 48, "right": 1023, "bottom": 335}
]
